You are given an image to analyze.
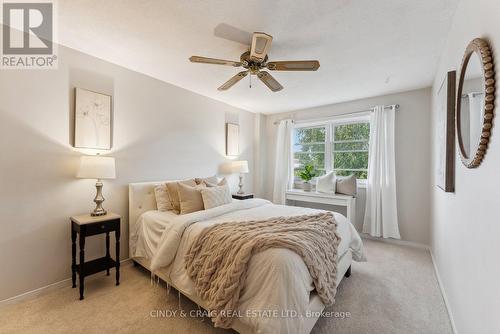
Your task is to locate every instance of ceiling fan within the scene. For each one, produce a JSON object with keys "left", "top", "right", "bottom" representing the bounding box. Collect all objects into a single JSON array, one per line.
[{"left": 189, "top": 32, "right": 320, "bottom": 92}]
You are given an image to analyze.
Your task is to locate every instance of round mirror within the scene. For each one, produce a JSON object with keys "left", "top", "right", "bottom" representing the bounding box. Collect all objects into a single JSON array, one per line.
[{"left": 456, "top": 38, "right": 496, "bottom": 168}]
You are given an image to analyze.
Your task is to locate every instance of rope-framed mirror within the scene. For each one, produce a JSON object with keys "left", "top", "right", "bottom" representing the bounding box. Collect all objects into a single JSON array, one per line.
[{"left": 456, "top": 38, "right": 496, "bottom": 168}]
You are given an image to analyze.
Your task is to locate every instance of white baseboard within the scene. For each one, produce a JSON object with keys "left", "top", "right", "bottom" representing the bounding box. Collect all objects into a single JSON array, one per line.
[
  {"left": 429, "top": 250, "right": 458, "bottom": 334},
  {"left": 361, "top": 233, "right": 430, "bottom": 250},
  {"left": 0, "top": 258, "right": 132, "bottom": 306}
]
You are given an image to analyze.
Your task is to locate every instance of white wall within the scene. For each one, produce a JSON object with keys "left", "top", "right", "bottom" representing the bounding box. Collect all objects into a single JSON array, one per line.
[
  {"left": 264, "top": 88, "right": 432, "bottom": 245},
  {"left": 252, "top": 113, "right": 267, "bottom": 198},
  {"left": 0, "top": 45, "right": 255, "bottom": 301},
  {"left": 430, "top": 0, "right": 500, "bottom": 333}
]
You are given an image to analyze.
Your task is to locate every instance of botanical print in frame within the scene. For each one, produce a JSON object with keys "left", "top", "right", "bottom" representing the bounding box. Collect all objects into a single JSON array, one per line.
[
  {"left": 74, "top": 88, "right": 112, "bottom": 150},
  {"left": 226, "top": 123, "right": 239, "bottom": 156},
  {"left": 436, "top": 71, "right": 456, "bottom": 192}
]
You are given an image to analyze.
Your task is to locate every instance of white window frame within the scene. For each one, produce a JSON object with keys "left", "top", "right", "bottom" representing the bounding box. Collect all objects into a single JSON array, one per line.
[{"left": 293, "top": 114, "right": 370, "bottom": 187}]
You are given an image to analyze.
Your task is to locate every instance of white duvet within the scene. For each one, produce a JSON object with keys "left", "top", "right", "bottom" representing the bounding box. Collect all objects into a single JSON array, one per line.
[{"left": 133, "top": 199, "right": 366, "bottom": 334}]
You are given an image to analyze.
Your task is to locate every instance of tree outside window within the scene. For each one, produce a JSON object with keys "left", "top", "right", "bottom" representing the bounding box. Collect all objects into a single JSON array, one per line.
[
  {"left": 333, "top": 122, "right": 369, "bottom": 179},
  {"left": 294, "top": 126, "right": 326, "bottom": 178}
]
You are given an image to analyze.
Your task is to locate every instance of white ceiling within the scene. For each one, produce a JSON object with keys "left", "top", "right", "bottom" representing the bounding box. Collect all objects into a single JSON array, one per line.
[{"left": 58, "top": 0, "right": 459, "bottom": 114}]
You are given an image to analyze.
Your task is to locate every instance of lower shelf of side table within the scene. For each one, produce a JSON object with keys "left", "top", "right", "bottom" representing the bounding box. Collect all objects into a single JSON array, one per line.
[{"left": 76, "top": 257, "right": 117, "bottom": 277}]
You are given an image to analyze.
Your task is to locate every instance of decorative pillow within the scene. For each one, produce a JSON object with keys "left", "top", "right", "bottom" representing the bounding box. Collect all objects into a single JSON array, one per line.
[
  {"left": 154, "top": 183, "right": 173, "bottom": 212},
  {"left": 178, "top": 182, "right": 206, "bottom": 215},
  {"left": 336, "top": 174, "right": 357, "bottom": 196},
  {"left": 165, "top": 179, "right": 197, "bottom": 213},
  {"left": 199, "top": 184, "right": 232, "bottom": 209},
  {"left": 316, "top": 171, "right": 336, "bottom": 193},
  {"left": 204, "top": 177, "right": 227, "bottom": 187},
  {"left": 195, "top": 175, "right": 218, "bottom": 185}
]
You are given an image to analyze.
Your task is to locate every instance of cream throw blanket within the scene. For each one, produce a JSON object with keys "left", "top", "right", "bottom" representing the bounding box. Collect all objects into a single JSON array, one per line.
[{"left": 185, "top": 212, "right": 341, "bottom": 328}]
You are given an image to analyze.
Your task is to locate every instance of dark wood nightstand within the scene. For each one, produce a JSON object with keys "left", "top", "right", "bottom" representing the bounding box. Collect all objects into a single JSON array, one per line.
[
  {"left": 71, "top": 213, "right": 121, "bottom": 300},
  {"left": 232, "top": 193, "right": 254, "bottom": 200}
]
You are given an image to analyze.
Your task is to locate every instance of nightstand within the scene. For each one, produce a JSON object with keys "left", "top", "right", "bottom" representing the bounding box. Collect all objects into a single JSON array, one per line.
[
  {"left": 71, "top": 213, "right": 121, "bottom": 300},
  {"left": 232, "top": 193, "right": 254, "bottom": 200}
]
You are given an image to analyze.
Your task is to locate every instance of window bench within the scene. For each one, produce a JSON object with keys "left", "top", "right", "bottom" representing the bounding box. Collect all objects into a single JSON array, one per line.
[{"left": 285, "top": 189, "right": 356, "bottom": 223}]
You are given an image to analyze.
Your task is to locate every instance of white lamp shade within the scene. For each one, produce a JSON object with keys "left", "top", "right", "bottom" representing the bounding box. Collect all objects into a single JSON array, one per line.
[
  {"left": 231, "top": 160, "right": 249, "bottom": 174},
  {"left": 77, "top": 155, "right": 116, "bottom": 179}
]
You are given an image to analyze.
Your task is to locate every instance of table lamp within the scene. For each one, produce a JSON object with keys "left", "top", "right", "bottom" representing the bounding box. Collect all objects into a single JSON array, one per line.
[
  {"left": 231, "top": 160, "right": 249, "bottom": 194},
  {"left": 77, "top": 155, "right": 116, "bottom": 216}
]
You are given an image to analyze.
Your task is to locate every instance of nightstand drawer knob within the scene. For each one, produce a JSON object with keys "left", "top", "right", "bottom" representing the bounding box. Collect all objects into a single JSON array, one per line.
[{"left": 101, "top": 225, "right": 105, "bottom": 229}]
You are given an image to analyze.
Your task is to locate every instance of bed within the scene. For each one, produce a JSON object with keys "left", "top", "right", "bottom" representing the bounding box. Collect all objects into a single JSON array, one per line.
[{"left": 129, "top": 181, "right": 366, "bottom": 334}]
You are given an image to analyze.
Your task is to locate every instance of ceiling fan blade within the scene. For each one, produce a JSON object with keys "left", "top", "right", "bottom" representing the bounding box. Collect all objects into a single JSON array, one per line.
[
  {"left": 257, "top": 71, "right": 283, "bottom": 92},
  {"left": 250, "top": 32, "right": 273, "bottom": 63},
  {"left": 218, "top": 71, "right": 249, "bottom": 91},
  {"left": 267, "top": 60, "right": 320, "bottom": 71},
  {"left": 214, "top": 23, "right": 252, "bottom": 46},
  {"left": 189, "top": 56, "right": 242, "bottom": 67}
]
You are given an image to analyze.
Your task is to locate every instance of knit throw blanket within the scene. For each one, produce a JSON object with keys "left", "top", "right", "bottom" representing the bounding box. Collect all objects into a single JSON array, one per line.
[{"left": 184, "top": 212, "right": 341, "bottom": 328}]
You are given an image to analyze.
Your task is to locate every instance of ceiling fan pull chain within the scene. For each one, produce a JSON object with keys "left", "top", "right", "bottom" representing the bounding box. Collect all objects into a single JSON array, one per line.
[{"left": 249, "top": 74, "right": 252, "bottom": 88}]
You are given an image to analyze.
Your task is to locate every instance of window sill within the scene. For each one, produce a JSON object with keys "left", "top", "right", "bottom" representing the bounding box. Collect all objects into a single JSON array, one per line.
[{"left": 293, "top": 180, "right": 367, "bottom": 189}]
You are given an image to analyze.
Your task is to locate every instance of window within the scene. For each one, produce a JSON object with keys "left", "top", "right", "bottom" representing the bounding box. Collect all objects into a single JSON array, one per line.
[
  {"left": 332, "top": 121, "right": 370, "bottom": 179},
  {"left": 293, "top": 116, "right": 370, "bottom": 181},
  {"left": 293, "top": 126, "right": 327, "bottom": 177}
]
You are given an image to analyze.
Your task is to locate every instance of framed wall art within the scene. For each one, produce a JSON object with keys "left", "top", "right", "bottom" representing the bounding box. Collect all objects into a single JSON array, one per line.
[
  {"left": 74, "top": 88, "right": 112, "bottom": 150},
  {"left": 436, "top": 71, "right": 456, "bottom": 192},
  {"left": 226, "top": 123, "right": 239, "bottom": 156}
]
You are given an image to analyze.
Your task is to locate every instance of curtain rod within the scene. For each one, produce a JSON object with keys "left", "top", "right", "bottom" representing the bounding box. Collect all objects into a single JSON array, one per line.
[
  {"left": 461, "top": 92, "right": 483, "bottom": 98},
  {"left": 273, "top": 104, "right": 400, "bottom": 125}
]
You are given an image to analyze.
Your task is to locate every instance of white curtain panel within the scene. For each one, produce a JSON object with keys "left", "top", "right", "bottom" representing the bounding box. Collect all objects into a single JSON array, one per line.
[
  {"left": 273, "top": 119, "right": 294, "bottom": 204},
  {"left": 363, "top": 106, "right": 401, "bottom": 239}
]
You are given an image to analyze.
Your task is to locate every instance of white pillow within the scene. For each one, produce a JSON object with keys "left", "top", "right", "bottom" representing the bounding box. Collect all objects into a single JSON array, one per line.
[
  {"left": 199, "top": 184, "right": 232, "bottom": 209},
  {"left": 316, "top": 171, "right": 336, "bottom": 193},
  {"left": 204, "top": 177, "right": 227, "bottom": 187}
]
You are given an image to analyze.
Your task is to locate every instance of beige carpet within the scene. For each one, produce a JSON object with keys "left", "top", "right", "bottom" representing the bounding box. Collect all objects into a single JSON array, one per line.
[{"left": 0, "top": 239, "right": 452, "bottom": 334}]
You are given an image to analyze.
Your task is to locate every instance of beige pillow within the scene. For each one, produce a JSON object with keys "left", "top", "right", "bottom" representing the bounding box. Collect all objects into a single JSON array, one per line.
[
  {"left": 195, "top": 175, "right": 218, "bottom": 185},
  {"left": 199, "top": 184, "right": 232, "bottom": 209},
  {"left": 165, "top": 179, "right": 197, "bottom": 213},
  {"left": 204, "top": 177, "right": 227, "bottom": 187},
  {"left": 336, "top": 174, "right": 357, "bottom": 196},
  {"left": 154, "top": 183, "right": 173, "bottom": 212},
  {"left": 178, "top": 182, "right": 206, "bottom": 214}
]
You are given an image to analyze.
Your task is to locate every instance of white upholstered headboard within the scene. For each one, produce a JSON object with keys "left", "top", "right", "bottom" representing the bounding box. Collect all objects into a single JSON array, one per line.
[
  {"left": 129, "top": 182, "right": 157, "bottom": 225},
  {"left": 128, "top": 180, "right": 178, "bottom": 253}
]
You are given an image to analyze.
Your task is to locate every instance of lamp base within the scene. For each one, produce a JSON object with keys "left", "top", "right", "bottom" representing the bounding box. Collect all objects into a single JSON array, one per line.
[
  {"left": 91, "top": 209, "right": 107, "bottom": 217},
  {"left": 91, "top": 180, "right": 107, "bottom": 216},
  {"left": 237, "top": 174, "right": 245, "bottom": 194}
]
